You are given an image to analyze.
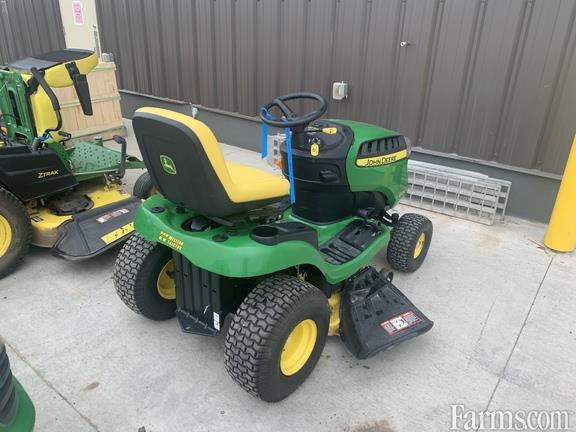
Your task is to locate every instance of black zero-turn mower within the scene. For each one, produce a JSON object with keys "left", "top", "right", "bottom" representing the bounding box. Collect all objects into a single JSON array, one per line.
[
  {"left": 114, "top": 92, "right": 434, "bottom": 401},
  {"left": 0, "top": 49, "right": 151, "bottom": 278}
]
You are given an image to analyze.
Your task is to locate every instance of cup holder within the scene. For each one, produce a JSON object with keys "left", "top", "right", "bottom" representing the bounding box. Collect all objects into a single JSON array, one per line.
[{"left": 249, "top": 223, "right": 318, "bottom": 248}]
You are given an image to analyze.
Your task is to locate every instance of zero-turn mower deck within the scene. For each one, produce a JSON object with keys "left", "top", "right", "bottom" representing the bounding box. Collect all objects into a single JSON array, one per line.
[{"left": 29, "top": 184, "right": 139, "bottom": 259}]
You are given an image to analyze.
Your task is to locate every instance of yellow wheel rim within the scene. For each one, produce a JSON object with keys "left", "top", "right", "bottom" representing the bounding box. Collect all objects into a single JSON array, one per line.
[
  {"left": 413, "top": 232, "right": 426, "bottom": 259},
  {"left": 280, "top": 319, "right": 317, "bottom": 376},
  {"left": 156, "top": 259, "right": 176, "bottom": 300},
  {"left": 0, "top": 214, "right": 12, "bottom": 257}
]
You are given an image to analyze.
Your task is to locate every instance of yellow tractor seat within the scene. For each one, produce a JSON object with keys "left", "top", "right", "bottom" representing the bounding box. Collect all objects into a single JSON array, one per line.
[
  {"left": 133, "top": 107, "right": 289, "bottom": 217},
  {"left": 8, "top": 49, "right": 99, "bottom": 136},
  {"left": 8, "top": 49, "right": 98, "bottom": 88}
]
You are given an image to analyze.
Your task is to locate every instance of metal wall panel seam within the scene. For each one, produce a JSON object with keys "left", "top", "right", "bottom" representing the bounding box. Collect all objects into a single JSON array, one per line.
[
  {"left": 450, "top": 0, "right": 487, "bottom": 154},
  {"left": 415, "top": 0, "right": 444, "bottom": 144},
  {"left": 491, "top": 0, "right": 534, "bottom": 163},
  {"left": 385, "top": 0, "right": 408, "bottom": 126},
  {"left": 533, "top": 0, "right": 576, "bottom": 170}
]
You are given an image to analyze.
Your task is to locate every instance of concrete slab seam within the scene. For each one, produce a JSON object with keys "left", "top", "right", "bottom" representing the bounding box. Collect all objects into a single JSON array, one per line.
[{"left": 480, "top": 255, "right": 556, "bottom": 423}]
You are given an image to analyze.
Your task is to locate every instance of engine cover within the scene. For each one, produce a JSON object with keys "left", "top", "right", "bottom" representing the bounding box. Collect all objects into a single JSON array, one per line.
[{"left": 281, "top": 120, "right": 408, "bottom": 223}]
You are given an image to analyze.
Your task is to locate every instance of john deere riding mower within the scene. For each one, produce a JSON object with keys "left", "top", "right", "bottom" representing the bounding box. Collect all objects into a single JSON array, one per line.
[
  {"left": 0, "top": 49, "right": 147, "bottom": 278},
  {"left": 114, "top": 93, "right": 434, "bottom": 401}
]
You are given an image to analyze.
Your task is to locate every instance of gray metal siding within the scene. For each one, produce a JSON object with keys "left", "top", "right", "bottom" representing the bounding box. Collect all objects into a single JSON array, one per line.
[
  {"left": 0, "top": 0, "right": 65, "bottom": 65},
  {"left": 96, "top": 0, "right": 576, "bottom": 175}
]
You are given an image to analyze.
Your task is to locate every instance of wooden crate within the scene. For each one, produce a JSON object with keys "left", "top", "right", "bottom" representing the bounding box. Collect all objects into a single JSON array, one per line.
[{"left": 53, "top": 61, "right": 126, "bottom": 143}]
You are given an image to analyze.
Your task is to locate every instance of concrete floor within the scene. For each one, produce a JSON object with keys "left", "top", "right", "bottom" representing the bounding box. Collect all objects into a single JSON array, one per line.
[{"left": 1, "top": 122, "right": 575, "bottom": 432}]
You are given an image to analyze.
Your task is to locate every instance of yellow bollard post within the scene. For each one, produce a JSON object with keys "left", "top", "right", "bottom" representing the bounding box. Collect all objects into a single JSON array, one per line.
[{"left": 544, "top": 134, "right": 576, "bottom": 252}]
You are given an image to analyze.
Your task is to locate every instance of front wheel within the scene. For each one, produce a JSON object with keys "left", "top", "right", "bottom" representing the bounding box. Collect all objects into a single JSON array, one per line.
[
  {"left": 387, "top": 213, "right": 433, "bottom": 273},
  {"left": 113, "top": 233, "right": 176, "bottom": 320},
  {"left": 0, "top": 187, "right": 32, "bottom": 279},
  {"left": 224, "top": 274, "right": 329, "bottom": 402},
  {"left": 132, "top": 171, "right": 157, "bottom": 199}
]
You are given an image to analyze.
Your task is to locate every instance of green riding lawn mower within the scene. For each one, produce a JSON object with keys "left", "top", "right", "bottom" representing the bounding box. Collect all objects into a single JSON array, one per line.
[
  {"left": 0, "top": 49, "right": 150, "bottom": 278},
  {"left": 114, "top": 92, "right": 434, "bottom": 402}
]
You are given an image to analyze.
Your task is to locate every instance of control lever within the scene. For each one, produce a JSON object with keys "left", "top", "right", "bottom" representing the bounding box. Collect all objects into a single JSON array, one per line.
[{"left": 112, "top": 135, "right": 127, "bottom": 179}]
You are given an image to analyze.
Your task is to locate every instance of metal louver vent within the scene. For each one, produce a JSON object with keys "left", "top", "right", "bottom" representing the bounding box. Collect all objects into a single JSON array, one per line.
[{"left": 358, "top": 136, "right": 406, "bottom": 157}]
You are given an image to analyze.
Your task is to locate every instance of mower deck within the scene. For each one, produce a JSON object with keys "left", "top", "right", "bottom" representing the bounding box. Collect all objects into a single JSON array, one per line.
[
  {"left": 29, "top": 185, "right": 140, "bottom": 259},
  {"left": 340, "top": 267, "right": 434, "bottom": 359},
  {"left": 52, "top": 196, "right": 139, "bottom": 259}
]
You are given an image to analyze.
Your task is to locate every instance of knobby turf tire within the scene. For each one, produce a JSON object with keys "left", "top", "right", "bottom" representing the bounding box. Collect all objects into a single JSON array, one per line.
[
  {"left": 224, "top": 274, "right": 329, "bottom": 402},
  {"left": 0, "top": 187, "right": 32, "bottom": 279},
  {"left": 387, "top": 213, "right": 433, "bottom": 273},
  {"left": 113, "top": 233, "right": 176, "bottom": 320},
  {"left": 133, "top": 171, "right": 155, "bottom": 199}
]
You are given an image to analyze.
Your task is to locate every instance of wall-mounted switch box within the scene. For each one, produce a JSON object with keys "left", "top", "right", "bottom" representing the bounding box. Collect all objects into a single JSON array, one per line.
[{"left": 332, "top": 81, "right": 348, "bottom": 100}]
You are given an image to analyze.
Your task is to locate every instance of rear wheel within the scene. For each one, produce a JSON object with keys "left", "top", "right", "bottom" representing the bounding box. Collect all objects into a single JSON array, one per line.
[
  {"left": 224, "top": 274, "right": 329, "bottom": 402},
  {"left": 387, "top": 213, "right": 433, "bottom": 273},
  {"left": 0, "top": 187, "right": 31, "bottom": 279},
  {"left": 133, "top": 171, "right": 157, "bottom": 199},
  {"left": 113, "top": 233, "right": 176, "bottom": 320}
]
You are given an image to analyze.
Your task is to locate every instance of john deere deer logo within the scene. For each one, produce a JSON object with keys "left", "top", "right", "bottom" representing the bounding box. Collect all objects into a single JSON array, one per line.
[{"left": 160, "top": 155, "right": 177, "bottom": 175}]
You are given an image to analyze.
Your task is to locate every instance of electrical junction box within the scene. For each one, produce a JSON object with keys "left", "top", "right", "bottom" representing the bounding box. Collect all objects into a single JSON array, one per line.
[{"left": 332, "top": 81, "right": 348, "bottom": 100}]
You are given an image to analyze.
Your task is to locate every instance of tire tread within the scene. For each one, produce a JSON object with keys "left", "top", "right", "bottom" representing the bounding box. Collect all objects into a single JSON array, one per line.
[
  {"left": 132, "top": 171, "right": 154, "bottom": 199},
  {"left": 224, "top": 274, "right": 327, "bottom": 399},
  {"left": 387, "top": 213, "right": 432, "bottom": 272},
  {"left": 0, "top": 187, "right": 32, "bottom": 278},
  {"left": 113, "top": 233, "right": 156, "bottom": 315}
]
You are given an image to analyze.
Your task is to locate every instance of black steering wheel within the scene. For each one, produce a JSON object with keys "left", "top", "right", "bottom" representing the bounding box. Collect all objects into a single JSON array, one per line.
[{"left": 260, "top": 92, "right": 327, "bottom": 128}]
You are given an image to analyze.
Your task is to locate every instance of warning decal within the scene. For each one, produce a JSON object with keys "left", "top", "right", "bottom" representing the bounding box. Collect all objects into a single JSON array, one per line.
[
  {"left": 96, "top": 208, "right": 130, "bottom": 224},
  {"left": 100, "top": 222, "right": 135, "bottom": 245},
  {"left": 380, "top": 311, "right": 421, "bottom": 335}
]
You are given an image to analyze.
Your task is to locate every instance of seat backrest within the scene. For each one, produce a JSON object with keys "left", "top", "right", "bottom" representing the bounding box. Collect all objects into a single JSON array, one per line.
[
  {"left": 7, "top": 49, "right": 98, "bottom": 141},
  {"left": 9, "top": 49, "right": 98, "bottom": 88},
  {"left": 133, "top": 107, "right": 241, "bottom": 216}
]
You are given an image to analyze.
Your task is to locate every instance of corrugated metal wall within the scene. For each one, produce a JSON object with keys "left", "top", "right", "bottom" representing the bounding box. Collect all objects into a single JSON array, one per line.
[
  {"left": 0, "top": 0, "right": 66, "bottom": 64},
  {"left": 96, "top": 0, "right": 576, "bottom": 175}
]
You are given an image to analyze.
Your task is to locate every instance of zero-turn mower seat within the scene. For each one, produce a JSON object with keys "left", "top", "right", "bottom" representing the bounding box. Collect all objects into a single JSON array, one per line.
[
  {"left": 7, "top": 49, "right": 98, "bottom": 88},
  {"left": 133, "top": 107, "right": 289, "bottom": 217},
  {"left": 6, "top": 49, "right": 98, "bottom": 138}
]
